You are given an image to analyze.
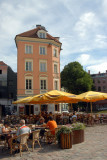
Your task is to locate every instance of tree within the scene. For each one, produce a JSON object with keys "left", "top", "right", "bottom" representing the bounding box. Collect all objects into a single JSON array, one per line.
[{"left": 61, "top": 61, "right": 93, "bottom": 94}]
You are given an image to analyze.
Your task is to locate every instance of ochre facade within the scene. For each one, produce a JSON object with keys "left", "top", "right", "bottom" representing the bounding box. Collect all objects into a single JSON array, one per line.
[{"left": 15, "top": 25, "right": 62, "bottom": 99}]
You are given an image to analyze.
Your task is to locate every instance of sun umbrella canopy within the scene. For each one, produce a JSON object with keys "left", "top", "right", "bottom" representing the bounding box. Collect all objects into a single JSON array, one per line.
[
  {"left": 77, "top": 91, "right": 107, "bottom": 102},
  {"left": 13, "top": 90, "right": 81, "bottom": 105},
  {"left": 28, "top": 90, "right": 80, "bottom": 104},
  {"left": 77, "top": 91, "right": 107, "bottom": 113},
  {"left": 13, "top": 96, "right": 33, "bottom": 104}
]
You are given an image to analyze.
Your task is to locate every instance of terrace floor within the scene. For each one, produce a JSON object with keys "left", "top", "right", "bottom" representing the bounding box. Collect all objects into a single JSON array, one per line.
[{"left": 0, "top": 124, "right": 107, "bottom": 160}]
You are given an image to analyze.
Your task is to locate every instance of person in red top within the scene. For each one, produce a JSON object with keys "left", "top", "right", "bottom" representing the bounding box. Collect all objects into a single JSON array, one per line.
[{"left": 47, "top": 116, "right": 57, "bottom": 135}]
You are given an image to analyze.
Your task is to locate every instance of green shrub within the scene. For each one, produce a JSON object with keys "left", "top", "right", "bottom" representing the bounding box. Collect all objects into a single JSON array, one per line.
[
  {"left": 56, "top": 126, "right": 72, "bottom": 143},
  {"left": 72, "top": 122, "right": 85, "bottom": 131}
]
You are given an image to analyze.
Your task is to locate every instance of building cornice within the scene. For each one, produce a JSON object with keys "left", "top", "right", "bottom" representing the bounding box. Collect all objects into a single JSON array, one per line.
[{"left": 15, "top": 36, "right": 62, "bottom": 48}]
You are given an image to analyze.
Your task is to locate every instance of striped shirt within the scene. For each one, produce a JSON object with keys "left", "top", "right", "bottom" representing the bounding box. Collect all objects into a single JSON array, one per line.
[{"left": 16, "top": 125, "right": 31, "bottom": 142}]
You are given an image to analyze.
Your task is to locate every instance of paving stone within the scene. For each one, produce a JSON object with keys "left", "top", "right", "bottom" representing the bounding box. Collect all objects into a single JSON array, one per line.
[{"left": 0, "top": 125, "right": 107, "bottom": 160}]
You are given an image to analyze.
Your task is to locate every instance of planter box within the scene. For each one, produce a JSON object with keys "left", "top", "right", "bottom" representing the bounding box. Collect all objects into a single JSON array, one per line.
[
  {"left": 60, "top": 133, "right": 72, "bottom": 149},
  {"left": 72, "top": 129, "right": 84, "bottom": 145}
]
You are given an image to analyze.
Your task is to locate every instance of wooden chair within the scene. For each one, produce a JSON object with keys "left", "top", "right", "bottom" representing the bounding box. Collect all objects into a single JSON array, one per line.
[
  {"left": 83, "top": 115, "right": 88, "bottom": 125},
  {"left": 45, "top": 128, "right": 59, "bottom": 144},
  {"left": 94, "top": 114, "right": 100, "bottom": 124},
  {"left": 29, "top": 130, "right": 41, "bottom": 151},
  {"left": 9, "top": 133, "right": 30, "bottom": 157},
  {"left": 72, "top": 117, "right": 77, "bottom": 123},
  {"left": 87, "top": 116, "right": 94, "bottom": 126},
  {"left": 63, "top": 118, "right": 69, "bottom": 125},
  {"left": 0, "top": 134, "right": 7, "bottom": 151},
  {"left": 103, "top": 115, "right": 107, "bottom": 124}
]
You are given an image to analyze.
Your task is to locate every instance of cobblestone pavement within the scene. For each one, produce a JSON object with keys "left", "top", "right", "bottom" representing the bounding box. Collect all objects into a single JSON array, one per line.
[{"left": 0, "top": 125, "right": 107, "bottom": 160}]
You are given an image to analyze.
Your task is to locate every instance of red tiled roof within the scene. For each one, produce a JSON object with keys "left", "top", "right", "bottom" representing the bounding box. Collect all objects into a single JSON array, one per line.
[
  {"left": 16, "top": 26, "right": 61, "bottom": 44},
  {"left": 0, "top": 61, "right": 7, "bottom": 66}
]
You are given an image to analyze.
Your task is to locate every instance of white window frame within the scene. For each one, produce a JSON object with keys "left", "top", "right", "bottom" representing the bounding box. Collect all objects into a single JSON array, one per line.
[
  {"left": 40, "top": 32, "right": 45, "bottom": 38},
  {"left": 40, "top": 77, "right": 47, "bottom": 93},
  {"left": 39, "top": 60, "right": 47, "bottom": 72},
  {"left": 53, "top": 48, "right": 57, "bottom": 57},
  {"left": 54, "top": 63, "right": 58, "bottom": 74},
  {"left": 54, "top": 79, "right": 59, "bottom": 90},
  {"left": 25, "top": 44, "right": 33, "bottom": 54},
  {"left": 25, "top": 76, "right": 33, "bottom": 94},
  {"left": 39, "top": 46, "right": 47, "bottom": 55},
  {"left": 25, "top": 59, "right": 33, "bottom": 71},
  {"left": 37, "top": 30, "right": 47, "bottom": 39}
]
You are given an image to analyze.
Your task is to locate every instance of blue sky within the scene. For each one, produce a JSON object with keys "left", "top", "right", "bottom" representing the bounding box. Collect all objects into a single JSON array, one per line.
[{"left": 0, "top": 0, "right": 107, "bottom": 74}]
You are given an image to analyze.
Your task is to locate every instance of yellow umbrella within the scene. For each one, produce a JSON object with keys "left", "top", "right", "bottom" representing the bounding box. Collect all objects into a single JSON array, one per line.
[
  {"left": 13, "top": 96, "right": 33, "bottom": 104},
  {"left": 77, "top": 91, "right": 107, "bottom": 113},
  {"left": 28, "top": 90, "right": 80, "bottom": 104}
]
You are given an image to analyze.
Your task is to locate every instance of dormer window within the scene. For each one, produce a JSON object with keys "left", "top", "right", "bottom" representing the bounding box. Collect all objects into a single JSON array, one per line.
[
  {"left": 40, "top": 32, "right": 45, "bottom": 38},
  {"left": 37, "top": 30, "right": 47, "bottom": 39}
]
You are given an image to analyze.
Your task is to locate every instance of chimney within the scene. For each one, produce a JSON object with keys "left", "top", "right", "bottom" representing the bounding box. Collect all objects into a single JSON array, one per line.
[
  {"left": 36, "top": 25, "right": 46, "bottom": 31},
  {"left": 36, "top": 25, "right": 41, "bottom": 28},
  {"left": 99, "top": 71, "right": 100, "bottom": 74},
  {"left": 106, "top": 70, "right": 107, "bottom": 73}
]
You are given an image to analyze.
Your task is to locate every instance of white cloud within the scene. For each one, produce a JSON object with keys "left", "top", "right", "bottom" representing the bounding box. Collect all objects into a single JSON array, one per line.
[
  {"left": 76, "top": 54, "right": 90, "bottom": 65},
  {"left": 74, "top": 12, "right": 101, "bottom": 38},
  {"left": 95, "top": 34, "right": 107, "bottom": 48},
  {"left": 102, "top": 0, "right": 107, "bottom": 17},
  {"left": 86, "top": 62, "right": 107, "bottom": 74}
]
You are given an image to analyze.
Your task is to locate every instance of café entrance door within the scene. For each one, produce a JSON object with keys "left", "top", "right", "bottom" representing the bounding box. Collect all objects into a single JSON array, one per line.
[{"left": 25, "top": 105, "right": 34, "bottom": 115}]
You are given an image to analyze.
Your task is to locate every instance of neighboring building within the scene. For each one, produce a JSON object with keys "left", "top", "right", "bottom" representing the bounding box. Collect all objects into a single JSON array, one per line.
[
  {"left": 90, "top": 70, "right": 107, "bottom": 110},
  {"left": 15, "top": 25, "right": 62, "bottom": 115},
  {"left": 0, "top": 61, "right": 17, "bottom": 117}
]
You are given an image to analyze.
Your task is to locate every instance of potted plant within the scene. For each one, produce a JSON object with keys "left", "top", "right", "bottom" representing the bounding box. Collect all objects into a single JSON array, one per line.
[
  {"left": 56, "top": 126, "right": 72, "bottom": 149},
  {"left": 72, "top": 122, "right": 85, "bottom": 144}
]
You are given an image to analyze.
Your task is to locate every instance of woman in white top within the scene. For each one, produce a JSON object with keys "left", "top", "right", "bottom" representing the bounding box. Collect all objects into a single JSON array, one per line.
[
  {"left": 2, "top": 122, "right": 10, "bottom": 133},
  {"left": 0, "top": 122, "right": 11, "bottom": 141}
]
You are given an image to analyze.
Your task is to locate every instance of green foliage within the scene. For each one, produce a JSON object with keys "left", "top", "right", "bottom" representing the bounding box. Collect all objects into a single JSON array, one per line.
[
  {"left": 61, "top": 61, "right": 93, "bottom": 94},
  {"left": 72, "top": 122, "right": 85, "bottom": 131},
  {"left": 56, "top": 126, "right": 72, "bottom": 142}
]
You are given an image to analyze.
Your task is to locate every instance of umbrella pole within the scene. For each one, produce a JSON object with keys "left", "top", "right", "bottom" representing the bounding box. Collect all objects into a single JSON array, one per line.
[
  {"left": 40, "top": 104, "right": 41, "bottom": 116},
  {"left": 90, "top": 102, "right": 92, "bottom": 113},
  {"left": 71, "top": 103, "right": 72, "bottom": 112}
]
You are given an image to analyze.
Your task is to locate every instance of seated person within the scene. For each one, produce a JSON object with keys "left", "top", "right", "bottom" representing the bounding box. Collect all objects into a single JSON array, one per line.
[
  {"left": 70, "top": 112, "right": 77, "bottom": 123},
  {"left": 36, "top": 117, "right": 45, "bottom": 126},
  {"left": 44, "top": 116, "right": 57, "bottom": 144},
  {"left": 36, "top": 117, "right": 46, "bottom": 139},
  {"left": 9, "top": 119, "right": 31, "bottom": 146},
  {"left": 0, "top": 122, "right": 11, "bottom": 148},
  {"left": 46, "top": 116, "right": 57, "bottom": 135},
  {"left": 2, "top": 122, "right": 11, "bottom": 133},
  {"left": 61, "top": 112, "right": 69, "bottom": 124}
]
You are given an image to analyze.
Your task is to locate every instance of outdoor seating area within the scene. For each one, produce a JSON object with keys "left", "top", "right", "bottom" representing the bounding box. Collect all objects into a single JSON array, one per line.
[
  {"left": 0, "top": 111, "right": 107, "bottom": 157},
  {"left": 0, "top": 122, "right": 107, "bottom": 159},
  {"left": 2, "top": 112, "right": 107, "bottom": 126}
]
